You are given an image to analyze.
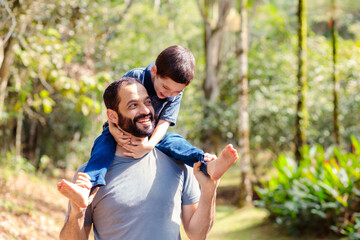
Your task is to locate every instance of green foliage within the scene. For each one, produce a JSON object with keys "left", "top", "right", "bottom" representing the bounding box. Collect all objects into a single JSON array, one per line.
[
  {"left": 255, "top": 137, "right": 360, "bottom": 238},
  {"left": 1, "top": 0, "right": 360, "bottom": 173},
  {"left": 0, "top": 152, "right": 35, "bottom": 174}
]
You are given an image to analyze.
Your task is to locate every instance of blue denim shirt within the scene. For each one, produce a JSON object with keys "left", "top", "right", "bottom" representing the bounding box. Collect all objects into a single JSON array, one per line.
[{"left": 123, "top": 63, "right": 183, "bottom": 126}]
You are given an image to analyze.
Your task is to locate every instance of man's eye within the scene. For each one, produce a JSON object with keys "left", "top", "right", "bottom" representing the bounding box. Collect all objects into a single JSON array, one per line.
[
  {"left": 145, "top": 100, "right": 152, "bottom": 106},
  {"left": 129, "top": 104, "right": 137, "bottom": 108}
]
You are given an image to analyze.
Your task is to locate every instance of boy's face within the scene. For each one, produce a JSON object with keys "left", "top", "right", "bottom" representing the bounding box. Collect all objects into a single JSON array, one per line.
[
  {"left": 151, "top": 65, "right": 187, "bottom": 99},
  {"left": 153, "top": 75, "right": 187, "bottom": 99}
]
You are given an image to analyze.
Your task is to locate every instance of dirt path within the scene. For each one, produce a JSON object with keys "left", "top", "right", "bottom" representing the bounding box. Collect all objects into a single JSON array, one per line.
[{"left": 0, "top": 169, "right": 68, "bottom": 240}]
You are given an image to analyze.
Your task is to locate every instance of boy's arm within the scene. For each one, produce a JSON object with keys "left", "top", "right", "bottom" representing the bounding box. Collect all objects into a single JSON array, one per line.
[
  {"left": 59, "top": 205, "right": 91, "bottom": 240},
  {"left": 147, "top": 119, "right": 171, "bottom": 146},
  {"left": 122, "top": 120, "right": 170, "bottom": 158},
  {"left": 181, "top": 162, "right": 219, "bottom": 240}
]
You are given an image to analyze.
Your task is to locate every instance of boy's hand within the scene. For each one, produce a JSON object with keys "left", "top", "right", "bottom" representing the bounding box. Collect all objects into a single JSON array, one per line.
[
  {"left": 122, "top": 137, "right": 155, "bottom": 159},
  {"left": 108, "top": 121, "right": 131, "bottom": 146}
]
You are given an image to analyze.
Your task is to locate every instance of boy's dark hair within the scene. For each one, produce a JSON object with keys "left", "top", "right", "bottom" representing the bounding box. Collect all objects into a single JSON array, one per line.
[
  {"left": 103, "top": 77, "right": 142, "bottom": 111},
  {"left": 155, "top": 45, "right": 195, "bottom": 85}
]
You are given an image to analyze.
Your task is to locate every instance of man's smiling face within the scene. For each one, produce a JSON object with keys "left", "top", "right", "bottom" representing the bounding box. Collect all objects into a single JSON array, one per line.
[{"left": 116, "top": 83, "right": 155, "bottom": 138}]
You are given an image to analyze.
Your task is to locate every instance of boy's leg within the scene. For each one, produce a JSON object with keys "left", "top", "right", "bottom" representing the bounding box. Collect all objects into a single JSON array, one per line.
[
  {"left": 157, "top": 133, "right": 238, "bottom": 180},
  {"left": 58, "top": 127, "right": 116, "bottom": 204},
  {"left": 206, "top": 144, "right": 238, "bottom": 180},
  {"left": 84, "top": 126, "right": 117, "bottom": 188},
  {"left": 156, "top": 133, "right": 208, "bottom": 173}
]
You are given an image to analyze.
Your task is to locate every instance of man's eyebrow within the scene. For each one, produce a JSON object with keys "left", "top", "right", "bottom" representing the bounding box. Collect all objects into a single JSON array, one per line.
[
  {"left": 126, "top": 99, "right": 138, "bottom": 106},
  {"left": 126, "top": 96, "right": 150, "bottom": 105}
]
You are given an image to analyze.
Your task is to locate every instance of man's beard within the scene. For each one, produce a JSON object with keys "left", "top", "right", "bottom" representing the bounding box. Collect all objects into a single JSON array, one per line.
[{"left": 116, "top": 111, "right": 155, "bottom": 138}]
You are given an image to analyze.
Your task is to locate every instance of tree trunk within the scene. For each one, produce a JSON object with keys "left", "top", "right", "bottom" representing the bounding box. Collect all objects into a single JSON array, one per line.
[
  {"left": 237, "top": 0, "right": 252, "bottom": 207},
  {"left": 331, "top": 0, "right": 340, "bottom": 146},
  {"left": 197, "top": 0, "right": 233, "bottom": 152},
  {"left": 15, "top": 108, "right": 23, "bottom": 159},
  {"left": 0, "top": 37, "right": 16, "bottom": 115},
  {"left": 294, "top": 0, "right": 308, "bottom": 161}
]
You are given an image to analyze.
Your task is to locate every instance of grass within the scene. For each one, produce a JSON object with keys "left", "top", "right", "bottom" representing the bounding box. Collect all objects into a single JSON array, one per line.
[
  {"left": 181, "top": 163, "right": 338, "bottom": 240},
  {"left": 0, "top": 164, "right": 339, "bottom": 239}
]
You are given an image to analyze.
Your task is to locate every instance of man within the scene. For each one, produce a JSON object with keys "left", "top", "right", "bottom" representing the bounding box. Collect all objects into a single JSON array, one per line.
[{"left": 58, "top": 77, "right": 238, "bottom": 239}]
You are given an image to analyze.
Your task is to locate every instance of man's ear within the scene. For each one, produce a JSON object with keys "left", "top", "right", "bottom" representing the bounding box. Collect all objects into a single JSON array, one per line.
[
  {"left": 150, "top": 65, "right": 157, "bottom": 78},
  {"left": 107, "top": 109, "right": 118, "bottom": 125}
]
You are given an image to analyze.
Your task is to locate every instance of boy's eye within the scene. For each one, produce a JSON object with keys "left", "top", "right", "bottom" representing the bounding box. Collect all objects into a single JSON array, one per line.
[{"left": 163, "top": 85, "right": 170, "bottom": 90}]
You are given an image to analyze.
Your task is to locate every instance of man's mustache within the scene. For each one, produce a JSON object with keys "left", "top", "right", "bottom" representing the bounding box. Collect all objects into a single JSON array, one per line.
[{"left": 133, "top": 113, "right": 154, "bottom": 123}]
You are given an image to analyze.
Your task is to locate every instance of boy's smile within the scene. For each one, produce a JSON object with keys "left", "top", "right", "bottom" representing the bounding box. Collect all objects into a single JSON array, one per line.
[{"left": 153, "top": 75, "right": 186, "bottom": 99}]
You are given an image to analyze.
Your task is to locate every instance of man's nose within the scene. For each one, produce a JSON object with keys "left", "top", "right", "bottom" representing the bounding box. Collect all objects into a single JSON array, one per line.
[{"left": 139, "top": 103, "right": 151, "bottom": 114}]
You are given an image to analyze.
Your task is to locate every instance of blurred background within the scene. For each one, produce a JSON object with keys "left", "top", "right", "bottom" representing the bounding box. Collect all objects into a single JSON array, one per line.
[{"left": 0, "top": 0, "right": 359, "bottom": 239}]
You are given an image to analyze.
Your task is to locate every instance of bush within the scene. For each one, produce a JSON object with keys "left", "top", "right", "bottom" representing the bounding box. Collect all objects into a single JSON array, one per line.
[{"left": 255, "top": 136, "right": 360, "bottom": 239}]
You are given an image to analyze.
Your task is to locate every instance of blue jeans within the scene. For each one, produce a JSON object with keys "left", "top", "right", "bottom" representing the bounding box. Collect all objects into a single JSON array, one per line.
[{"left": 84, "top": 128, "right": 207, "bottom": 188}]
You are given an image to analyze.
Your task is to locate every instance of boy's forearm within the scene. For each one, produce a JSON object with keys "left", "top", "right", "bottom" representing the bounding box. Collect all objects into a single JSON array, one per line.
[
  {"left": 148, "top": 120, "right": 170, "bottom": 147},
  {"left": 60, "top": 208, "right": 88, "bottom": 240}
]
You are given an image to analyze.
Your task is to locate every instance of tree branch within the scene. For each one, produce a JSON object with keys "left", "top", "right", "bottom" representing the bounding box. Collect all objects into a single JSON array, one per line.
[{"left": 0, "top": 0, "right": 17, "bottom": 47}]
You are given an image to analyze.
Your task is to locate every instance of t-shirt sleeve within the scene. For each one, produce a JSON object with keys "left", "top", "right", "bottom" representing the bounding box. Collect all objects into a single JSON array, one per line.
[
  {"left": 159, "top": 92, "right": 183, "bottom": 126},
  {"left": 84, "top": 204, "right": 93, "bottom": 226},
  {"left": 181, "top": 165, "right": 201, "bottom": 205}
]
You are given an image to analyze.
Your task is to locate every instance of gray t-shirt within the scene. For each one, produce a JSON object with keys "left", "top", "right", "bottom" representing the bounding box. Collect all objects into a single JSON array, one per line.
[{"left": 68, "top": 148, "right": 200, "bottom": 240}]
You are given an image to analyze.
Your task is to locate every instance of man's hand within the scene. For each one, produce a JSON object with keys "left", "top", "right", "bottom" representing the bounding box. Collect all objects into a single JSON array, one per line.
[
  {"left": 108, "top": 121, "right": 131, "bottom": 146},
  {"left": 122, "top": 137, "right": 155, "bottom": 159},
  {"left": 192, "top": 161, "right": 220, "bottom": 193}
]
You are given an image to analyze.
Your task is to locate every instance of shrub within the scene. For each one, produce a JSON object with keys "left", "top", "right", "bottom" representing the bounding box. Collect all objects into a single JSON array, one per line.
[{"left": 255, "top": 136, "right": 360, "bottom": 239}]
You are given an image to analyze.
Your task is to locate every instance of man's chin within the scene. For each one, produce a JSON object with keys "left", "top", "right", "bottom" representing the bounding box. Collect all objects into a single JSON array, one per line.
[{"left": 133, "top": 124, "right": 154, "bottom": 138}]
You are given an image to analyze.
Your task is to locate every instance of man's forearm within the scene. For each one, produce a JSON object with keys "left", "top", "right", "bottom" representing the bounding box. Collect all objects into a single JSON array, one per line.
[
  {"left": 60, "top": 208, "right": 88, "bottom": 240},
  {"left": 186, "top": 188, "right": 217, "bottom": 240}
]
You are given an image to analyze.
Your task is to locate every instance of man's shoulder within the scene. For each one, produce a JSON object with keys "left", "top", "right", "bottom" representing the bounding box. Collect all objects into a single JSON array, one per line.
[
  {"left": 77, "top": 162, "right": 89, "bottom": 173},
  {"left": 152, "top": 148, "right": 187, "bottom": 169}
]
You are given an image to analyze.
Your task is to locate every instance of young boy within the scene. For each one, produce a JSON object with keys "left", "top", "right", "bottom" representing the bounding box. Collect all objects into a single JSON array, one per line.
[{"left": 58, "top": 45, "right": 237, "bottom": 208}]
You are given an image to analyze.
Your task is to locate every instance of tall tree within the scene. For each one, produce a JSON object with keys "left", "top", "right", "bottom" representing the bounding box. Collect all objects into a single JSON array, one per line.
[
  {"left": 331, "top": 0, "right": 340, "bottom": 146},
  {"left": 237, "top": 0, "right": 252, "bottom": 207},
  {"left": 294, "top": 0, "right": 308, "bottom": 161},
  {"left": 196, "top": 0, "right": 233, "bottom": 152},
  {"left": 0, "top": 0, "right": 17, "bottom": 115}
]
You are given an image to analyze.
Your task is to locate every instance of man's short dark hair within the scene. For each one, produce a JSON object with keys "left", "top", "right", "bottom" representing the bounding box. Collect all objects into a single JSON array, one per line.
[
  {"left": 155, "top": 45, "right": 195, "bottom": 85},
  {"left": 103, "top": 77, "right": 142, "bottom": 111}
]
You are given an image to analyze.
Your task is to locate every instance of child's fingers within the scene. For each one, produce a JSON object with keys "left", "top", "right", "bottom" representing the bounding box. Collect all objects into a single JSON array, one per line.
[
  {"left": 123, "top": 151, "right": 135, "bottom": 158},
  {"left": 129, "top": 139, "right": 141, "bottom": 146},
  {"left": 117, "top": 138, "right": 131, "bottom": 146},
  {"left": 122, "top": 144, "right": 135, "bottom": 152}
]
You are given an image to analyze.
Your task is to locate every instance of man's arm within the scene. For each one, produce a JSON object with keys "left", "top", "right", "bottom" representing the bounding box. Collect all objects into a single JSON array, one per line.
[
  {"left": 59, "top": 173, "right": 97, "bottom": 240},
  {"left": 59, "top": 205, "right": 91, "bottom": 240},
  {"left": 181, "top": 161, "right": 219, "bottom": 240}
]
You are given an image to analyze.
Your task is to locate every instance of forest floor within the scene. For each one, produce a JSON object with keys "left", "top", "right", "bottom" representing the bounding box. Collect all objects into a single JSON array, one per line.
[{"left": 0, "top": 164, "right": 338, "bottom": 240}]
